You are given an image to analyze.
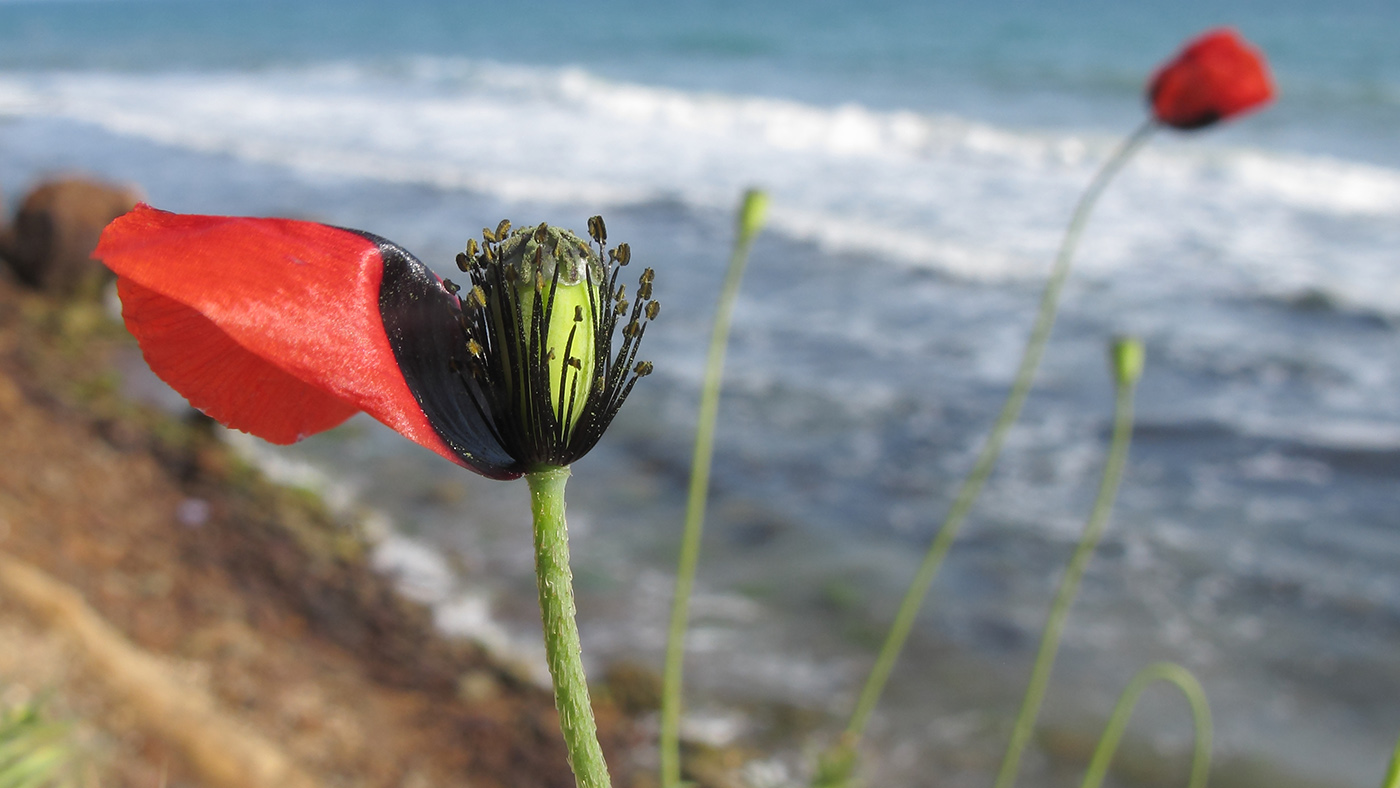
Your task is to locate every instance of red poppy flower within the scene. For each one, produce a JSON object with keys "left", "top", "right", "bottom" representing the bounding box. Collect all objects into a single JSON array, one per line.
[
  {"left": 95, "top": 205, "right": 658, "bottom": 479},
  {"left": 1148, "top": 28, "right": 1274, "bottom": 130}
]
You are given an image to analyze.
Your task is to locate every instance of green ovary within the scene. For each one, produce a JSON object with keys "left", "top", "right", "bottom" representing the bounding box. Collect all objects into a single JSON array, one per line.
[{"left": 521, "top": 280, "right": 596, "bottom": 430}]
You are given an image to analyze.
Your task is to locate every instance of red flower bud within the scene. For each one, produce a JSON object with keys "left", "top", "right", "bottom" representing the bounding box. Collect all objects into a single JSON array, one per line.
[{"left": 1147, "top": 28, "right": 1274, "bottom": 130}]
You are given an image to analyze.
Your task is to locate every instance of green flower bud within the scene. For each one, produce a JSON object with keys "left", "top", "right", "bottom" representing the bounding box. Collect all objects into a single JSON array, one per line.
[
  {"left": 737, "top": 188, "right": 770, "bottom": 247},
  {"left": 1109, "top": 336, "right": 1146, "bottom": 387}
]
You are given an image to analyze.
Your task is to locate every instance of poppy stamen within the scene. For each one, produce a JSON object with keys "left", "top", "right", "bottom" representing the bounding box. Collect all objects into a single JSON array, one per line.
[{"left": 445, "top": 216, "right": 656, "bottom": 470}]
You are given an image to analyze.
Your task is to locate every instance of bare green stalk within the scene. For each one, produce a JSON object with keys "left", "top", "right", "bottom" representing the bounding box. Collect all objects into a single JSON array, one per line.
[
  {"left": 527, "top": 466, "right": 611, "bottom": 788},
  {"left": 828, "top": 121, "right": 1158, "bottom": 779},
  {"left": 992, "top": 337, "right": 1145, "bottom": 788},
  {"left": 1079, "top": 662, "right": 1212, "bottom": 788},
  {"left": 660, "top": 190, "right": 769, "bottom": 788}
]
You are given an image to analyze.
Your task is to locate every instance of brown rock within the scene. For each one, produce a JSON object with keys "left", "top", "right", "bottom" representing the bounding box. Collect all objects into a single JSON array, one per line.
[{"left": 0, "top": 177, "right": 141, "bottom": 295}]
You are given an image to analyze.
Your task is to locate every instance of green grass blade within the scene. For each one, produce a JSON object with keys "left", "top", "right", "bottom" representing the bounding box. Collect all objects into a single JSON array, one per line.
[{"left": 1380, "top": 730, "right": 1400, "bottom": 788}]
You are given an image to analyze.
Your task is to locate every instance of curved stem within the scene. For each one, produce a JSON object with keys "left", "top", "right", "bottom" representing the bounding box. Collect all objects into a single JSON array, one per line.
[
  {"left": 661, "top": 190, "right": 768, "bottom": 788},
  {"left": 839, "top": 120, "right": 1159, "bottom": 754},
  {"left": 1080, "top": 662, "right": 1212, "bottom": 788},
  {"left": 993, "top": 353, "right": 1141, "bottom": 788},
  {"left": 527, "top": 466, "right": 611, "bottom": 788}
]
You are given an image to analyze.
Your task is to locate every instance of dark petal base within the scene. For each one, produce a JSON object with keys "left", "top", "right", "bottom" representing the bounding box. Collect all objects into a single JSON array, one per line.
[{"left": 363, "top": 230, "right": 524, "bottom": 480}]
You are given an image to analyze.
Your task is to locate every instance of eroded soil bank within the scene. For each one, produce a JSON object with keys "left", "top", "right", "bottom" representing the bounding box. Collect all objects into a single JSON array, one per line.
[{"left": 0, "top": 277, "right": 643, "bottom": 788}]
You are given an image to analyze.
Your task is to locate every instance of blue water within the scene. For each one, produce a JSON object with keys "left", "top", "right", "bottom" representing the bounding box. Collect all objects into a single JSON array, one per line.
[{"left": 4, "top": 1, "right": 1400, "bottom": 786}]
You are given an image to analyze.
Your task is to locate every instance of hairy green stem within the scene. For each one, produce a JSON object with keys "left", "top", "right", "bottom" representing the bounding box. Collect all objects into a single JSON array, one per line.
[
  {"left": 1080, "top": 662, "right": 1212, "bottom": 788},
  {"left": 527, "top": 466, "right": 611, "bottom": 788},
  {"left": 661, "top": 190, "right": 769, "bottom": 788},
  {"left": 837, "top": 120, "right": 1158, "bottom": 760},
  {"left": 993, "top": 349, "right": 1141, "bottom": 788}
]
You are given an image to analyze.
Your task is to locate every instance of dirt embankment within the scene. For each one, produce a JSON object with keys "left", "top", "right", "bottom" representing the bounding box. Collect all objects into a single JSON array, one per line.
[{"left": 0, "top": 276, "right": 642, "bottom": 787}]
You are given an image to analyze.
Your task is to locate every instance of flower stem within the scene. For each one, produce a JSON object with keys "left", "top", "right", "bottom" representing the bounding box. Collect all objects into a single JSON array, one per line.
[
  {"left": 661, "top": 189, "right": 769, "bottom": 788},
  {"left": 1079, "top": 662, "right": 1212, "bottom": 788},
  {"left": 992, "top": 343, "right": 1142, "bottom": 788},
  {"left": 527, "top": 466, "right": 611, "bottom": 788},
  {"left": 835, "top": 119, "right": 1158, "bottom": 763}
]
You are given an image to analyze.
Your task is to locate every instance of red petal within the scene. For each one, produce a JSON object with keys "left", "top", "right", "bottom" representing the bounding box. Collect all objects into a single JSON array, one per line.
[
  {"left": 1148, "top": 28, "right": 1274, "bottom": 130},
  {"left": 116, "top": 276, "right": 360, "bottom": 442},
  {"left": 97, "top": 204, "right": 461, "bottom": 465}
]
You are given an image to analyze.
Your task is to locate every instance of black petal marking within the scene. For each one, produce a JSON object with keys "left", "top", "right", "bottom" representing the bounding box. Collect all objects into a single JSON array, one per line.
[{"left": 359, "top": 230, "right": 524, "bottom": 480}]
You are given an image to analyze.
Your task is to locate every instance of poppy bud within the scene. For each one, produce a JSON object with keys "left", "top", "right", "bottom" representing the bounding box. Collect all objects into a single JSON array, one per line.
[
  {"left": 737, "top": 189, "right": 770, "bottom": 247},
  {"left": 1148, "top": 28, "right": 1274, "bottom": 130},
  {"left": 1109, "top": 336, "right": 1145, "bottom": 387}
]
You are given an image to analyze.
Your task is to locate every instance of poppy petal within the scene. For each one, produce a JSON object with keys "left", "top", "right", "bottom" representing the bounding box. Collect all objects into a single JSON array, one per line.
[
  {"left": 96, "top": 204, "right": 516, "bottom": 476},
  {"left": 116, "top": 275, "right": 361, "bottom": 442},
  {"left": 1148, "top": 28, "right": 1273, "bottom": 130}
]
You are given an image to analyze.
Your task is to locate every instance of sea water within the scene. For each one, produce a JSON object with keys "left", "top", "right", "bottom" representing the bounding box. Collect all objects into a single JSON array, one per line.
[{"left": 3, "top": 0, "right": 1399, "bottom": 785}]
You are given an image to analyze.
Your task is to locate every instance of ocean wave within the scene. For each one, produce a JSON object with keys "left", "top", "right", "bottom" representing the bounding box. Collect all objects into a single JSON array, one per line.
[
  {"left": 1132, "top": 414, "right": 1400, "bottom": 456},
  {"left": 2, "top": 58, "right": 1398, "bottom": 295}
]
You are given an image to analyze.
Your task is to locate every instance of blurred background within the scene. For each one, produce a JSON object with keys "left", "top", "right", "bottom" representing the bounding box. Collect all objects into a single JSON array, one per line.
[{"left": 2, "top": 0, "right": 1398, "bottom": 786}]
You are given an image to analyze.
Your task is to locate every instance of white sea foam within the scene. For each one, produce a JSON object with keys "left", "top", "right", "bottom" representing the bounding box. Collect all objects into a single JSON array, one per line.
[
  {"left": 2, "top": 58, "right": 1398, "bottom": 306},
  {"left": 21, "top": 57, "right": 1393, "bottom": 462}
]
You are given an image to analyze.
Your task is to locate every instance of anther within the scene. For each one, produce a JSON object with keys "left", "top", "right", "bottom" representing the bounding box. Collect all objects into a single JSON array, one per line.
[
  {"left": 467, "top": 339, "right": 484, "bottom": 357},
  {"left": 469, "top": 285, "right": 487, "bottom": 309},
  {"left": 455, "top": 252, "right": 471, "bottom": 272},
  {"left": 615, "top": 299, "right": 629, "bottom": 316},
  {"left": 616, "top": 243, "right": 631, "bottom": 266},
  {"left": 482, "top": 227, "right": 497, "bottom": 243},
  {"left": 633, "top": 361, "right": 653, "bottom": 377},
  {"left": 638, "top": 280, "right": 652, "bottom": 301},
  {"left": 574, "top": 305, "right": 584, "bottom": 322},
  {"left": 442, "top": 279, "right": 460, "bottom": 295},
  {"left": 588, "top": 216, "right": 606, "bottom": 245},
  {"left": 495, "top": 219, "right": 512, "bottom": 240},
  {"left": 646, "top": 301, "right": 660, "bottom": 320},
  {"left": 568, "top": 357, "right": 582, "bottom": 370},
  {"left": 534, "top": 222, "right": 549, "bottom": 243}
]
